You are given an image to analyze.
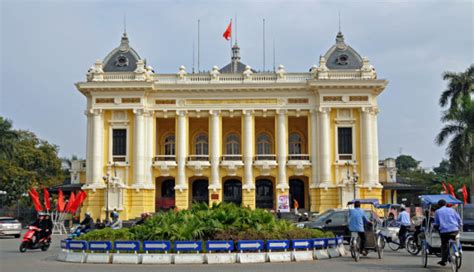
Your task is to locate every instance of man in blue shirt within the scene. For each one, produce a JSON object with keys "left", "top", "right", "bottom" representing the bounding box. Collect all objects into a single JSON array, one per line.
[
  {"left": 434, "top": 199, "right": 462, "bottom": 266},
  {"left": 349, "top": 201, "right": 371, "bottom": 255},
  {"left": 397, "top": 205, "right": 411, "bottom": 249}
]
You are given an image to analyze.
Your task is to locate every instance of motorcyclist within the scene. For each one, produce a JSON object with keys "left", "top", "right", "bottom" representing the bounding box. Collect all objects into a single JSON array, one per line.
[
  {"left": 107, "top": 212, "right": 122, "bottom": 230},
  {"left": 135, "top": 213, "right": 150, "bottom": 225},
  {"left": 38, "top": 214, "right": 53, "bottom": 240},
  {"left": 30, "top": 213, "right": 45, "bottom": 244},
  {"left": 79, "top": 212, "right": 94, "bottom": 234}
]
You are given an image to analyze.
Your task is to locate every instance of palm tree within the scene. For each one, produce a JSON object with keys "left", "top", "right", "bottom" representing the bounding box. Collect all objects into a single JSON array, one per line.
[
  {"left": 435, "top": 100, "right": 474, "bottom": 173},
  {"left": 0, "top": 117, "right": 18, "bottom": 160},
  {"left": 439, "top": 65, "right": 474, "bottom": 111}
]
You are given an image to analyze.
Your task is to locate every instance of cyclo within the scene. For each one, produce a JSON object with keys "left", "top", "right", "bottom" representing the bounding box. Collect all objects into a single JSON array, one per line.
[
  {"left": 377, "top": 203, "right": 420, "bottom": 255},
  {"left": 419, "top": 195, "right": 463, "bottom": 272},
  {"left": 347, "top": 199, "right": 384, "bottom": 262}
]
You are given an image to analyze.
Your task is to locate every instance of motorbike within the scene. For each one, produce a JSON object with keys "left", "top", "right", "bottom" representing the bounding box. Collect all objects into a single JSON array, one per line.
[{"left": 19, "top": 226, "right": 51, "bottom": 252}]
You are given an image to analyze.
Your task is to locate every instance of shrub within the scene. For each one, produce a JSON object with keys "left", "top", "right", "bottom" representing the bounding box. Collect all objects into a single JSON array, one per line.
[{"left": 78, "top": 203, "right": 334, "bottom": 242}]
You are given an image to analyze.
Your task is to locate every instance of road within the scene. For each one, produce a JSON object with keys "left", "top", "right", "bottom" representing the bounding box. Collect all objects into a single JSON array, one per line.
[{"left": 0, "top": 234, "right": 473, "bottom": 272}]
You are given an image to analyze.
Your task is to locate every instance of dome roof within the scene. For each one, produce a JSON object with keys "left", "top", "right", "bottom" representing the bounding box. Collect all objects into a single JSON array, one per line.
[
  {"left": 102, "top": 32, "right": 142, "bottom": 72},
  {"left": 323, "top": 32, "right": 363, "bottom": 70}
]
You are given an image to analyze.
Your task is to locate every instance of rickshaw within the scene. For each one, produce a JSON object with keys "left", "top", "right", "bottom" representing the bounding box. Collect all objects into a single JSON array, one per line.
[
  {"left": 419, "top": 195, "right": 463, "bottom": 272},
  {"left": 347, "top": 199, "right": 383, "bottom": 262},
  {"left": 377, "top": 203, "right": 420, "bottom": 255}
]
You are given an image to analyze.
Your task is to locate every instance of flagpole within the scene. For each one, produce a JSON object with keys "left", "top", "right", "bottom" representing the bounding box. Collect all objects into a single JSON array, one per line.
[
  {"left": 230, "top": 19, "right": 233, "bottom": 60},
  {"left": 263, "top": 18, "right": 266, "bottom": 72},
  {"left": 198, "top": 19, "right": 200, "bottom": 73}
]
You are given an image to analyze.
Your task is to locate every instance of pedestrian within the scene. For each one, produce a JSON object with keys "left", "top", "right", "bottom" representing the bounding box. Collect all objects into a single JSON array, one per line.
[
  {"left": 434, "top": 199, "right": 462, "bottom": 267},
  {"left": 397, "top": 205, "right": 411, "bottom": 249},
  {"left": 348, "top": 200, "right": 371, "bottom": 256},
  {"left": 293, "top": 199, "right": 299, "bottom": 215}
]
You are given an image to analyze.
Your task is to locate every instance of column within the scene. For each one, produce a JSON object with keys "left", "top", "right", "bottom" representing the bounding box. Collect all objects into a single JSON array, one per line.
[
  {"left": 209, "top": 110, "right": 221, "bottom": 189},
  {"left": 85, "top": 110, "right": 92, "bottom": 184},
  {"left": 176, "top": 110, "right": 187, "bottom": 189},
  {"left": 372, "top": 108, "right": 379, "bottom": 185},
  {"left": 145, "top": 111, "right": 155, "bottom": 187},
  {"left": 243, "top": 110, "right": 254, "bottom": 188},
  {"left": 319, "top": 108, "right": 331, "bottom": 185},
  {"left": 310, "top": 110, "right": 318, "bottom": 187},
  {"left": 133, "top": 109, "right": 145, "bottom": 187},
  {"left": 361, "top": 107, "right": 373, "bottom": 185},
  {"left": 277, "top": 110, "right": 288, "bottom": 190},
  {"left": 91, "top": 109, "right": 103, "bottom": 185}
]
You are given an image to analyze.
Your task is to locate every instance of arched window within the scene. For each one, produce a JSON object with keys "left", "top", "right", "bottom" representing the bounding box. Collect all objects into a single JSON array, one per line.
[
  {"left": 164, "top": 135, "right": 175, "bottom": 156},
  {"left": 226, "top": 133, "right": 240, "bottom": 155},
  {"left": 195, "top": 133, "right": 208, "bottom": 155},
  {"left": 289, "top": 133, "right": 303, "bottom": 155},
  {"left": 256, "top": 133, "right": 272, "bottom": 155}
]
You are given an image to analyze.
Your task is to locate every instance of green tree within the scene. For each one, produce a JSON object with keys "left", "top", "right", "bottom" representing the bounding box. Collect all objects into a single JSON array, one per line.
[
  {"left": 439, "top": 64, "right": 474, "bottom": 111},
  {"left": 396, "top": 155, "right": 420, "bottom": 171},
  {"left": 0, "top": 117, "right": 64, "bottom": 206},
  {"left": 435, "top": 100, "right": 474, "bottom": 173},
  {"left": 433, "top": 159, "right": 453, "bottom": 175}
]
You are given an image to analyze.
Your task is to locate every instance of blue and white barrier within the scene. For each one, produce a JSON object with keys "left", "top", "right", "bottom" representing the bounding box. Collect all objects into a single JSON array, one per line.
[{"left": 58, "top": 237, "right": 343, "bottom": 264}]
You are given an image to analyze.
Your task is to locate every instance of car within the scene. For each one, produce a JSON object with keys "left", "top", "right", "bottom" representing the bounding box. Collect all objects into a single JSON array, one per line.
[
  {"left": 301, "top": 208, "right": 381, "bottom": 241},
  {"left": 461, "top": 204, "right": 474, "bottom": 245},
  {"left": 0, "top": 217, "right": 22, "bottom": 238}
]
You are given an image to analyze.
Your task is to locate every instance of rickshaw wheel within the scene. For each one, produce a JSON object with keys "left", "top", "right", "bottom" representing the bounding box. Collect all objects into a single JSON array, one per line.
[
  {"left": 376, "top": 236, "right": 383, "bottom": 259},
  {"left": 449, "top": 242, "right": 460, "bottom": 272},
  {"left": 421, "top": 241, "right": 428, "bottom": 268}
]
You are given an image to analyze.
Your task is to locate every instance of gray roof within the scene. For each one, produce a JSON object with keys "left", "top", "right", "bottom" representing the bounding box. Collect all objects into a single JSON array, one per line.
[
  {"left": 323, "top": 32, "right": 363, "bottom": 70},
  {"left": 103, "top": 33, "right": 142, "bottom": 72},
  {"left": 219, "top": 43, "right": 256, "bottom": 74}
]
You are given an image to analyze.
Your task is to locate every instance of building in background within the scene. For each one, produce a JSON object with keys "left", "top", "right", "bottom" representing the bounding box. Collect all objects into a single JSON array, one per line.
[{"left": 75, "top": 29, "right": 387, "bottom": 220}]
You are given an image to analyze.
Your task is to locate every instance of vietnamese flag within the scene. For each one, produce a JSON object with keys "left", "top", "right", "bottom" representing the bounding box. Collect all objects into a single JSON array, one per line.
[
  {"left": 28, "top": 188, "right": 43, "bottom": 212},
  {"left": 448, "top": 183, "right": 456, "bottom": 198},
  {"left": 57, "top": 188, "right": 65, "bottom": 212},
  {"left": 441, "top": 181, "right": 448, "bottom": 194},
  {"left": 69, "top": 191, "right": 87, "bottom": 214},
  {"left": 43, "top": 187, "right": 51, "bottom": 211},
  {"left": 64, "top": 192, "right": 75, "bottom": 213},
  {"left": 462, "top": 184, "right": 469, "bottom": 204},
  {"left": 223, "top": 20, "right": 232, "bottom": 40}
]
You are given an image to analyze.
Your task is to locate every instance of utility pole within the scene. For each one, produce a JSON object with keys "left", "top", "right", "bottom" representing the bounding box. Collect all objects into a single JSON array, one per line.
[{"left": 471, "top": 147, "right": 474, "bottom": 203}]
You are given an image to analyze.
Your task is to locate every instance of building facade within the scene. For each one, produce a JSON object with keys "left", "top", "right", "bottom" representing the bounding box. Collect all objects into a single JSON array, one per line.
[{"left": 76, "top": 30, "right": 388, "bottom": 220}]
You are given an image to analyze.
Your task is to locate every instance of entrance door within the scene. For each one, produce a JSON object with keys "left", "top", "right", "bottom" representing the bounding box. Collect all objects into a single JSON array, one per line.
[
  {"left": 192, "top": 179, "right": 209, "bottom": 204},
  {"left": 223, "top": 179, "right": 242, "bottom": 206},
  {"left": 289, "top": 179, "right": 305, "bottom": 209},
  {"left": 155, "top": 179, "right": 175, "bottom": 211},
  {"left": 256, "top": 179, "right": 273, "bottom": 209}
]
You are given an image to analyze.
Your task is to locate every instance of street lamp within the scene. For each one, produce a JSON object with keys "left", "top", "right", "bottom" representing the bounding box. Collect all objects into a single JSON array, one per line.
[{"left": 345, "top": 161, "right": 359, "bottom": 200}]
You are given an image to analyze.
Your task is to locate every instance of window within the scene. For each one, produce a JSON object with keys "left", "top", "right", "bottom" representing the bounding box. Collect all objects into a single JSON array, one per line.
[
  {"left": 289, "top": 133, "right": 303, "bottom": 155},
  {"left": 225, "top": 133, "right": 240, "bottom": 155},
  {"left": 112, "top": 129, "right": 127, "bottom": 159},
  {"left": 164, "top": 135, "right": 175, "bottom": 156},
  {"left": 326, "top": 212, "right": 346, "bottom": 226},
  {"left": 195, "top": 133, "right": 208, "bottom": 155},
  {"left": 257, "top": 133, "right": 272, "bottom": 155},
  {"left": 337, "top": 127, "right": 353, "bottom": 159}
]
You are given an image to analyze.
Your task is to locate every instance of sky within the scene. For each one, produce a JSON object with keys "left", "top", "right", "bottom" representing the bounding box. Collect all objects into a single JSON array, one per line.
[{"left": 1, "top": 0, "right": 473, "bottom": 168}]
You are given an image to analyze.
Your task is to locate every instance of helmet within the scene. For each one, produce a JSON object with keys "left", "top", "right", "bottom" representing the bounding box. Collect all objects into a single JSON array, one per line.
[
  {"left": 85, "top": 212, "right": 91, "bottom": 217},
  {"left": 38, "top": 212, "right": 46, "bottom": 217},
  {"left": 112, "top": 211, "right": 119, "bottom": 218}
]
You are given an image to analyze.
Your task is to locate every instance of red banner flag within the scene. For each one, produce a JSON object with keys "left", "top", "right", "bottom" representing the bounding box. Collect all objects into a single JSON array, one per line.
[
  {"left": 43, "top": 188, "right": 51, "bottom": 211},
  {"left": 223, "top": 20, "right": 232, "bottom": 40},
  {"left": 462, "top": 184, "right": 469, "bottom": 204},
  {"left": 448, "top": 183, "right": 456, "bottom": 198},
  {"left": 69, "top": 191, "right": 87, "bottom": 214},
  {"left": 57, "top": 188, "right": 65, "bottom": 212},
  {"left": 441, "top": 181, "right": 448, "bottom": 194},
  {"left": 64, "top": 191, "right": 75, "bottom": 213},
  {"left": 28, "top": 188, "right": 43, "bottom": 212}
]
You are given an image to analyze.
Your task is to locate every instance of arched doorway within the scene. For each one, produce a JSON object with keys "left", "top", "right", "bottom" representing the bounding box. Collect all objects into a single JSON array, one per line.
[
  {"left": 192, "top": 179, "right": 209, "bottom": 204},
  {"left": 289, "top": 179, "right": 305, "bottom": 209},
  {"left": 155, "top": 179, "right": 175, "bottom": 211},
  {"left": 256, "top": 179, "right": 274, "bottom": 209},
  {"left": 223, "top": 179, "right": 242, "bottom": 206}
]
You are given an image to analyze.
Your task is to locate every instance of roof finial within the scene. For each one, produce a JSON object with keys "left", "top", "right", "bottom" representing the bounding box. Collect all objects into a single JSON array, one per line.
[
  {"left": 338, "top": 11, "right": 341, "bottom": 33},
  {"left": 123, "top": 13, "right": 127, "bottom": 36}
]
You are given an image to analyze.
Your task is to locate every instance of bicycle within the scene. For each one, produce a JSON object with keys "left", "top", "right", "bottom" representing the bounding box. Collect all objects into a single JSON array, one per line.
[
  {"left": 350, "top": 232, "right": 361, "bottom": 262},
  {"left": 448, "top": 235, "right": 462, "bottom": 272}
]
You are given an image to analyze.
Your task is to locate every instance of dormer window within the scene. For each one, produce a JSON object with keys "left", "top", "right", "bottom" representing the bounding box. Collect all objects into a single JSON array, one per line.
[
  {"left": 115, "top": 55, "right": 129, "bottom": 67},
  {"left": 336, "top": 54, "right": 349, "bottom": 66}
]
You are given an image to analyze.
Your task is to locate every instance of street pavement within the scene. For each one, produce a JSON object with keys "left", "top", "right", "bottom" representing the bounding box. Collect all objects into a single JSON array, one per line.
[{"left": 1, "top": 234, "right": 473, "bottom": 272}]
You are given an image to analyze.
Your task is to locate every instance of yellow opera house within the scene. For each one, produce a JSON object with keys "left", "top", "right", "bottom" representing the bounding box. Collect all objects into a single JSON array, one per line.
[{"left": 75, "top": 29, "right": 395, "bottom": 220}]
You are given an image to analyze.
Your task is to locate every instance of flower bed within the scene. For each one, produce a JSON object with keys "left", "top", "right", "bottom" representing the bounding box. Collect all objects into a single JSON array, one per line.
[{"left": 78, "top": 203, "right": 333, "bottom": 244}]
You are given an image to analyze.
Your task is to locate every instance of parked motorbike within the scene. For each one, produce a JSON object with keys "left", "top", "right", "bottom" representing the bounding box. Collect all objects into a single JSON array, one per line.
[{"left": 19, "top": 226, "right": 51, "bottom": 252}]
